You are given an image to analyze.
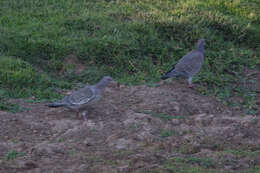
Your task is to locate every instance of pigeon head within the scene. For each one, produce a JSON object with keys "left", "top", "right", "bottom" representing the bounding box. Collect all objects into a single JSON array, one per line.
[
  {"left": 97, "top": 76, "right": 115, "bottom": 89},
  {"left": 197, "top": 39, "right": 206, "bottom": 52},
  {"left": 102, "top": 76, "right": 114, "bottom": 83}
]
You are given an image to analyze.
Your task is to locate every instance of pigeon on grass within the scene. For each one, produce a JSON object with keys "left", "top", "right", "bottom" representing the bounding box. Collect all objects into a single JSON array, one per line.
[
  {"left": 48, "top": 76, "right": 115, "bottom": 120},
  {"left": 162, "top": 39, "right": 206, "bottom": 88}
]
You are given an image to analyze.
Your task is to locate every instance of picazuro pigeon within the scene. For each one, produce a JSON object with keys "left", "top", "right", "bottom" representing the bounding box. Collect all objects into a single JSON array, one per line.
[
  {"left": 161, "top": 39, "right": 206, "bottom": 88},
  {"left": 48, "top": 76, "right": 115, "bottom": 120}
]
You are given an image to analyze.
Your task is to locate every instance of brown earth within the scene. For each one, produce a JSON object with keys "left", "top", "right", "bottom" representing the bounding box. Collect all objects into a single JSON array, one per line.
[{"left": 0, "top": 80, "right": 260, "bottom": 173}]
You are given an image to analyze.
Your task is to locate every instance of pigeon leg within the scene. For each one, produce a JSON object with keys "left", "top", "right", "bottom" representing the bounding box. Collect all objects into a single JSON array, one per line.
[
  {"left": 82, "top": 111, "right": 87, "bottom": 120},
  {"left": 188, "top": 77, "right": 194, "bottom": 88}
]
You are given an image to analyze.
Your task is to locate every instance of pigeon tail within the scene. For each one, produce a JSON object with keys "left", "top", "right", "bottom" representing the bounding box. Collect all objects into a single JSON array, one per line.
[
  {"left": 161, "top": 69, "right": 179, "bottom": 80},
  {"left": 48, "top": 102, "right": 67, "bottom": 107},
  {"left": 161, "top": 75, "right": 170, "bottom": 80}
]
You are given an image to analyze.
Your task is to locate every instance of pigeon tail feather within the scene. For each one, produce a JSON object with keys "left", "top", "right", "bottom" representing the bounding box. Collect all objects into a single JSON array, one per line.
[
  {"left": 161, "top": 69, "right": 179, "bottom": 80},
  {"left": 161, "top": 75, "right": 170, "bottom": 80},
  {"left": 48, "top": 102, "right": 67, "bottom": 107}
]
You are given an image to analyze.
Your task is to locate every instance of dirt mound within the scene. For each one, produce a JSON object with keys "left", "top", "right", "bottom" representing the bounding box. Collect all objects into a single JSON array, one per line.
[{"left": 0, "top": 81, "right": 259, "bottom": 173}]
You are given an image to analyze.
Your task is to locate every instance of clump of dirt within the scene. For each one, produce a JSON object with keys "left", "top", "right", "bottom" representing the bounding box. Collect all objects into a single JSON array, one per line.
[{"left": 0, "top": 81, "right": 259, "bottom": 173}]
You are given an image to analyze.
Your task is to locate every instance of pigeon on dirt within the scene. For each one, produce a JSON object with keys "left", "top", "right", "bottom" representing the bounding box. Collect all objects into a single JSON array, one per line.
[
  {"left": 161, "top": 39, "right": 206, "bottom": 88},
  {"left": 48, "top": 76, "right": 115, "bottom": 120}
]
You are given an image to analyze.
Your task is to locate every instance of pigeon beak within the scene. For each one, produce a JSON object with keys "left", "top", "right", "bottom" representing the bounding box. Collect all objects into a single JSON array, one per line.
[
  {"left": 115, "top": 81, "right": 120, "bottom": 88},
  {"left": 114, "top": 81, "right": 120, "bottom": 88},
  {"left": 109, "top": 80, "right": 120, "bottom": 88}
]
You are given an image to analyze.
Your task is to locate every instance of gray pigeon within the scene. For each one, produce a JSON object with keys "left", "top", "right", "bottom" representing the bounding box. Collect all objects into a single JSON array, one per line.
[
  {"left": 48, "top": 76, "right": 114, "bottom": 120},
  {"left": 161, "top": 39, "right": 206, "bottom": 88}
]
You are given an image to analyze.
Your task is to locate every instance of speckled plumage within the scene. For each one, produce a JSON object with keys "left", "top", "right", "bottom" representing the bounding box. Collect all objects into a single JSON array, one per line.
[
  {"left": 162, "top": 39, "right": 206, "bottom": 87},
  {"left": 48, "top": 76, "right": 114, "bottom": 119}
]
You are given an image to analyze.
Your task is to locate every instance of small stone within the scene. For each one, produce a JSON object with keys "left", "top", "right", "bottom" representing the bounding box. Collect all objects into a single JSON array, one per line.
[
  {"left": 171, "top": 119, "right": 180, "bottom": 125},
  {"left": 24, "top": 161, "right": 38, "bottom": 168}
]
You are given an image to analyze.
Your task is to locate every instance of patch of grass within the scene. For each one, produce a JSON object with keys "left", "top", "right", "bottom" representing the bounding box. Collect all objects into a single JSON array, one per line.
[
  {"left": 112, "top": 150, "right": 137, "bottom": 158},
  {"left": 184, "top": 157, "right": 216, "bottom": 168},
  {"left": 160, "top": 129, "right": 181, "bottom": 138},
  {"left": 0, "top": 56, "right": 71, "bottom": 110},
  {"left": 224, "top": 149, "right": 260, "bottom": 157},
  {"left": 0, "top": 96, "right": 28, "bottom": 113},
  {"left": 0, "top": 97, "right": 15, "bottom": 112},
  {"left": 153, "top": 157, "right": 218, "bottom": 173},
  {"left": 0, "top": 57, "right": 39, "bottom": 89},
  {"left": 62, "top": 65, "right": 108, "bottom": 85},
  {"left": 6, "top": 151, "right": 25, "bottom": 161},
  {"left": 0, "top": 103, "right": 27, "bottom": 113},
  {"left": 245, "top": 166, "right": 260, "bottom": 173},
  {"left": 0, "top": 0, "right": 259, "bottom": 114}
]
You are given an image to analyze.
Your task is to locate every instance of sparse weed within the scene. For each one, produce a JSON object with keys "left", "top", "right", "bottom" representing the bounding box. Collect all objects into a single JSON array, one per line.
[
  {"left": 0, "top": 96, "right": 28, "bottom": 113},
  {"left": 224, "top": 149, "right": 260, "bottom": 157},
  {"left": 160, "top": 129, "right": 181, "bottom": 138},
  {"left": 6, "top": 151, "right": 25, "bottom": 160},
  {"left": 156, "top": 157, "right": 218, "bottom": 173},
  {"left": 244, "top": 166, "right": 260, "bottom": 173},
  {"left": 184, "top": 157, "right": 216, "bottom": 168}
]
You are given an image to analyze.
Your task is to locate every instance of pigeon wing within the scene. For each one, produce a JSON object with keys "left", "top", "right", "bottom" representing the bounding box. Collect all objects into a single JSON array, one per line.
[
  {"left": 174, "top": 50, "right": 204, "bottom": 77},
  {"left": 67, "top": 86, "right": 96, "bottom": 105}
]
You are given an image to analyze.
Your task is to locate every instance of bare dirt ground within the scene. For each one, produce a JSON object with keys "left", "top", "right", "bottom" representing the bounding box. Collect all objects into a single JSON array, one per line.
[{"left": 0, "top": 80, "right": 260, "bottom": 173}]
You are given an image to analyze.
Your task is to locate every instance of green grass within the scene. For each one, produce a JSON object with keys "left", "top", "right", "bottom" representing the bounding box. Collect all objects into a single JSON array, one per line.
[
  {"left": 160, "top": 129, "right": 181, "bottom": 138},
  {"left": 224, "top": 149, "right": 260, "bottom": 157},
  {"left": 6, "top": 151, "right": 25, "bottom": 161},
  {"left": 0, "top": 56, "right": 71, "bottom": 100},
  {"left": 0, "top": 0, "right": 259, "bottom": 113},
  {"left": 152, "top": 157, "right": 218, "bottom": 173},
  {"left": 245, "top": 166, "right": 260, "bottom": 173},
  {"left": 0, "top": 98, "right": 28, "bottom": 113}
]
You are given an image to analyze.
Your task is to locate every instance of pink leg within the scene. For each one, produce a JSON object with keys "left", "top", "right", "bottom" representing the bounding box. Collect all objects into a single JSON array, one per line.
[
  {"left": 188, "top": 84, "right": 194, "bottom": 88},
  {"left": 188, "top": 77, "right": 194, "bottom": 88},
  {"left": 82, "top": 111, "right": 87, "bottom": 120}
]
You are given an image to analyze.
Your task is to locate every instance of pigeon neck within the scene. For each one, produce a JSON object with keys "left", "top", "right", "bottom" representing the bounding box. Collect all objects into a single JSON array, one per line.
[
  {"left": 96, "top": 80, "right": 108, "bottom": 90},
  {"left": 196, "top": 43, "right": 204, "bottom": 53}
]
